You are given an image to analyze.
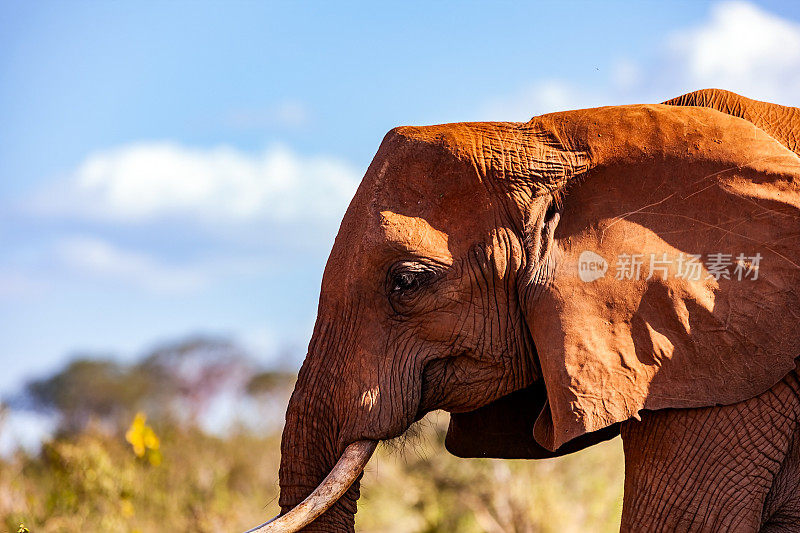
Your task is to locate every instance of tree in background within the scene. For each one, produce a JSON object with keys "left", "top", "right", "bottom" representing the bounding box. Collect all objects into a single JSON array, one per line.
[
  {"left": 138, "top": 337, "right": 255, "bottom": 425},
  {"left": 24, "top": 358, "right": 154, "bottom": 433},
  {"left": 20, "top": 336, "right": 289, "bottom": 434}
]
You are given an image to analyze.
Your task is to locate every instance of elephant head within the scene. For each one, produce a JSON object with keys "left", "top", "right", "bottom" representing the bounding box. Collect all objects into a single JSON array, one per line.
[{"left": 251, "top": 89, "right": 800, "bottom": 532}]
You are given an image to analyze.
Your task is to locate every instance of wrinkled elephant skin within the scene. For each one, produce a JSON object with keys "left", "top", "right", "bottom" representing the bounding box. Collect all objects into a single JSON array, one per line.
[{"left": 268, "top": 89, "right": 800, "bottom": 533}]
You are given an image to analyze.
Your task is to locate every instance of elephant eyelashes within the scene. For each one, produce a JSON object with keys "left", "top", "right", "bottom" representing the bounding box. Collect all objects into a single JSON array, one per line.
[{"left": 386, "top": 261, "right": 439, "bottom": 311}]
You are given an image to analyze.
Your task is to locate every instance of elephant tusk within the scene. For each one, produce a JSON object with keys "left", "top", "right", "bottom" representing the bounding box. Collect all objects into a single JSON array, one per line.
[{"left": 244, "top": 440, "right": 378, "bottom": 533}]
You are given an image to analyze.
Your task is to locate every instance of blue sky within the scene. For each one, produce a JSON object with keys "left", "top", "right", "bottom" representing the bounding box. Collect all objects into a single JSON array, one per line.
[{"left": 2, "top": 0, "right": 800, "bottom": 396}]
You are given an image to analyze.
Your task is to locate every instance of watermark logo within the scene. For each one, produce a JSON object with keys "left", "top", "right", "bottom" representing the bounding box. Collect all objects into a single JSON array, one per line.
[
  {"left": 578, "top": 250, "right": 608, "bottom": 282},
  {"left": 577, "top": 251, "right": 762, "bottom": 282}
]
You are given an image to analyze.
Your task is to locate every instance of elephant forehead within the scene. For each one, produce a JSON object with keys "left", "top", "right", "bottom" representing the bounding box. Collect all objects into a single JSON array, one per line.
[{"left": 378, "top": 210, "right": 451, "bottom": 260}]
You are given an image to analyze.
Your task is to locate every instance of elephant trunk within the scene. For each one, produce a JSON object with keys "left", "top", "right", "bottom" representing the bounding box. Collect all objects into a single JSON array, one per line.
[
  {"left": 246, "top": 440, "right": 376, "bottom": 533},
  {"left": 254, "top": 338, "right": 376, "bottom": 533}
]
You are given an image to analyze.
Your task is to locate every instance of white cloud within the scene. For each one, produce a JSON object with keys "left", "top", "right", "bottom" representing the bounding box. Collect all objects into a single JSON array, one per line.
[
  {"left": 0, "top": 271, "right": 49, "bottom": 299},
  {"left": 225, "top": 100, "right": 311, "bottom": 130},
  {"left": 668, "top": 1, "right": 800, "bottom": 104},
  {"left": 483, "top": 2, "right": 800, "bottom": 120},
  {"left": 611, "top": 59, "right": 643, "bottom": 92},
  {"left": 56, "top": 236, "right": 208, "bottom": 294},
  {"left": 32, "top": 142, "right": 360, "bottom": 225},
  {"left": 479, "top": 80, "right": 596, "bottom": 121}
]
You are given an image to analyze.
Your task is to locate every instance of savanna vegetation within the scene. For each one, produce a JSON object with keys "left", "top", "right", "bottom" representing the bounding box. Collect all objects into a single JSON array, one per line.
[{"left": 1, "top": 338, "right": 624, "bottom": 532}]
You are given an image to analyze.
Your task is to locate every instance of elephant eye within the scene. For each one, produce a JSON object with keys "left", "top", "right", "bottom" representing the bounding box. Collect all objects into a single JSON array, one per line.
[
  {"left": 386, "top": 262, "right": 439, "bottom": 305},
  {"left": 392, "top": 271, "right": 420, "bottom": 293}
]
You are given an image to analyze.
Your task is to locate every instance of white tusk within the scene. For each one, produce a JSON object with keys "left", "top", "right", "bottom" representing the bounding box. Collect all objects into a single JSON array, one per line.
[{"left": 244, "top": 440, "right": 377, "bottom": 533}]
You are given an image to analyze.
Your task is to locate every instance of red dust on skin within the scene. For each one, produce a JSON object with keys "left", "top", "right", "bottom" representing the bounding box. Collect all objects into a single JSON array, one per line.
[{"left": 271, "top": 89, "right": 800, "bottom": 533}]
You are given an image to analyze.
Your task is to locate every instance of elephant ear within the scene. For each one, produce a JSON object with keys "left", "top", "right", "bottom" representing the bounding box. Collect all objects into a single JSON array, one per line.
[{"left": 523, "top": 102, "right": 800, "bottom": 451}]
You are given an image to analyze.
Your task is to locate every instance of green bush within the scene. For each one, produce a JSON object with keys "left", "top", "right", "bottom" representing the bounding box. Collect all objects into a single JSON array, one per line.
[{"left": 1, "top": 412, "right": 623, "bottom": 532}]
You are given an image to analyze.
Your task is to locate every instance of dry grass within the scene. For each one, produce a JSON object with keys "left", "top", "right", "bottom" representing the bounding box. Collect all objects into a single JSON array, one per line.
[
  {"left": 360, "top": 412, "right": 624, "bottom": 533},
  {"left": 1, "top": 412, "right": 624, "bottom": 532}
]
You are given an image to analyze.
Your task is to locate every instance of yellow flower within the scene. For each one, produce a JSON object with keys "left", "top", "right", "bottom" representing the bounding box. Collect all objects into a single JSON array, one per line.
[
  {"left": 121, "top": 498, "right": 135, "bottom": 518},
  {"left": 125, "top": 412, "right": 161, "bottom": 465}
]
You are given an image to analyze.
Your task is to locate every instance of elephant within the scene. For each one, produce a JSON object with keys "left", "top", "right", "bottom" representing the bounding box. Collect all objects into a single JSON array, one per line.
[{"left": 248, "top": 89, "right": 800, "bottom": 533}]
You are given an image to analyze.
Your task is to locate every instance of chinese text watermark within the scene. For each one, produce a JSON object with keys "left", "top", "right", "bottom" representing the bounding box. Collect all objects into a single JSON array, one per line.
[{"left": 578, "top": 251, "right": 762, "bottom": 283}]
